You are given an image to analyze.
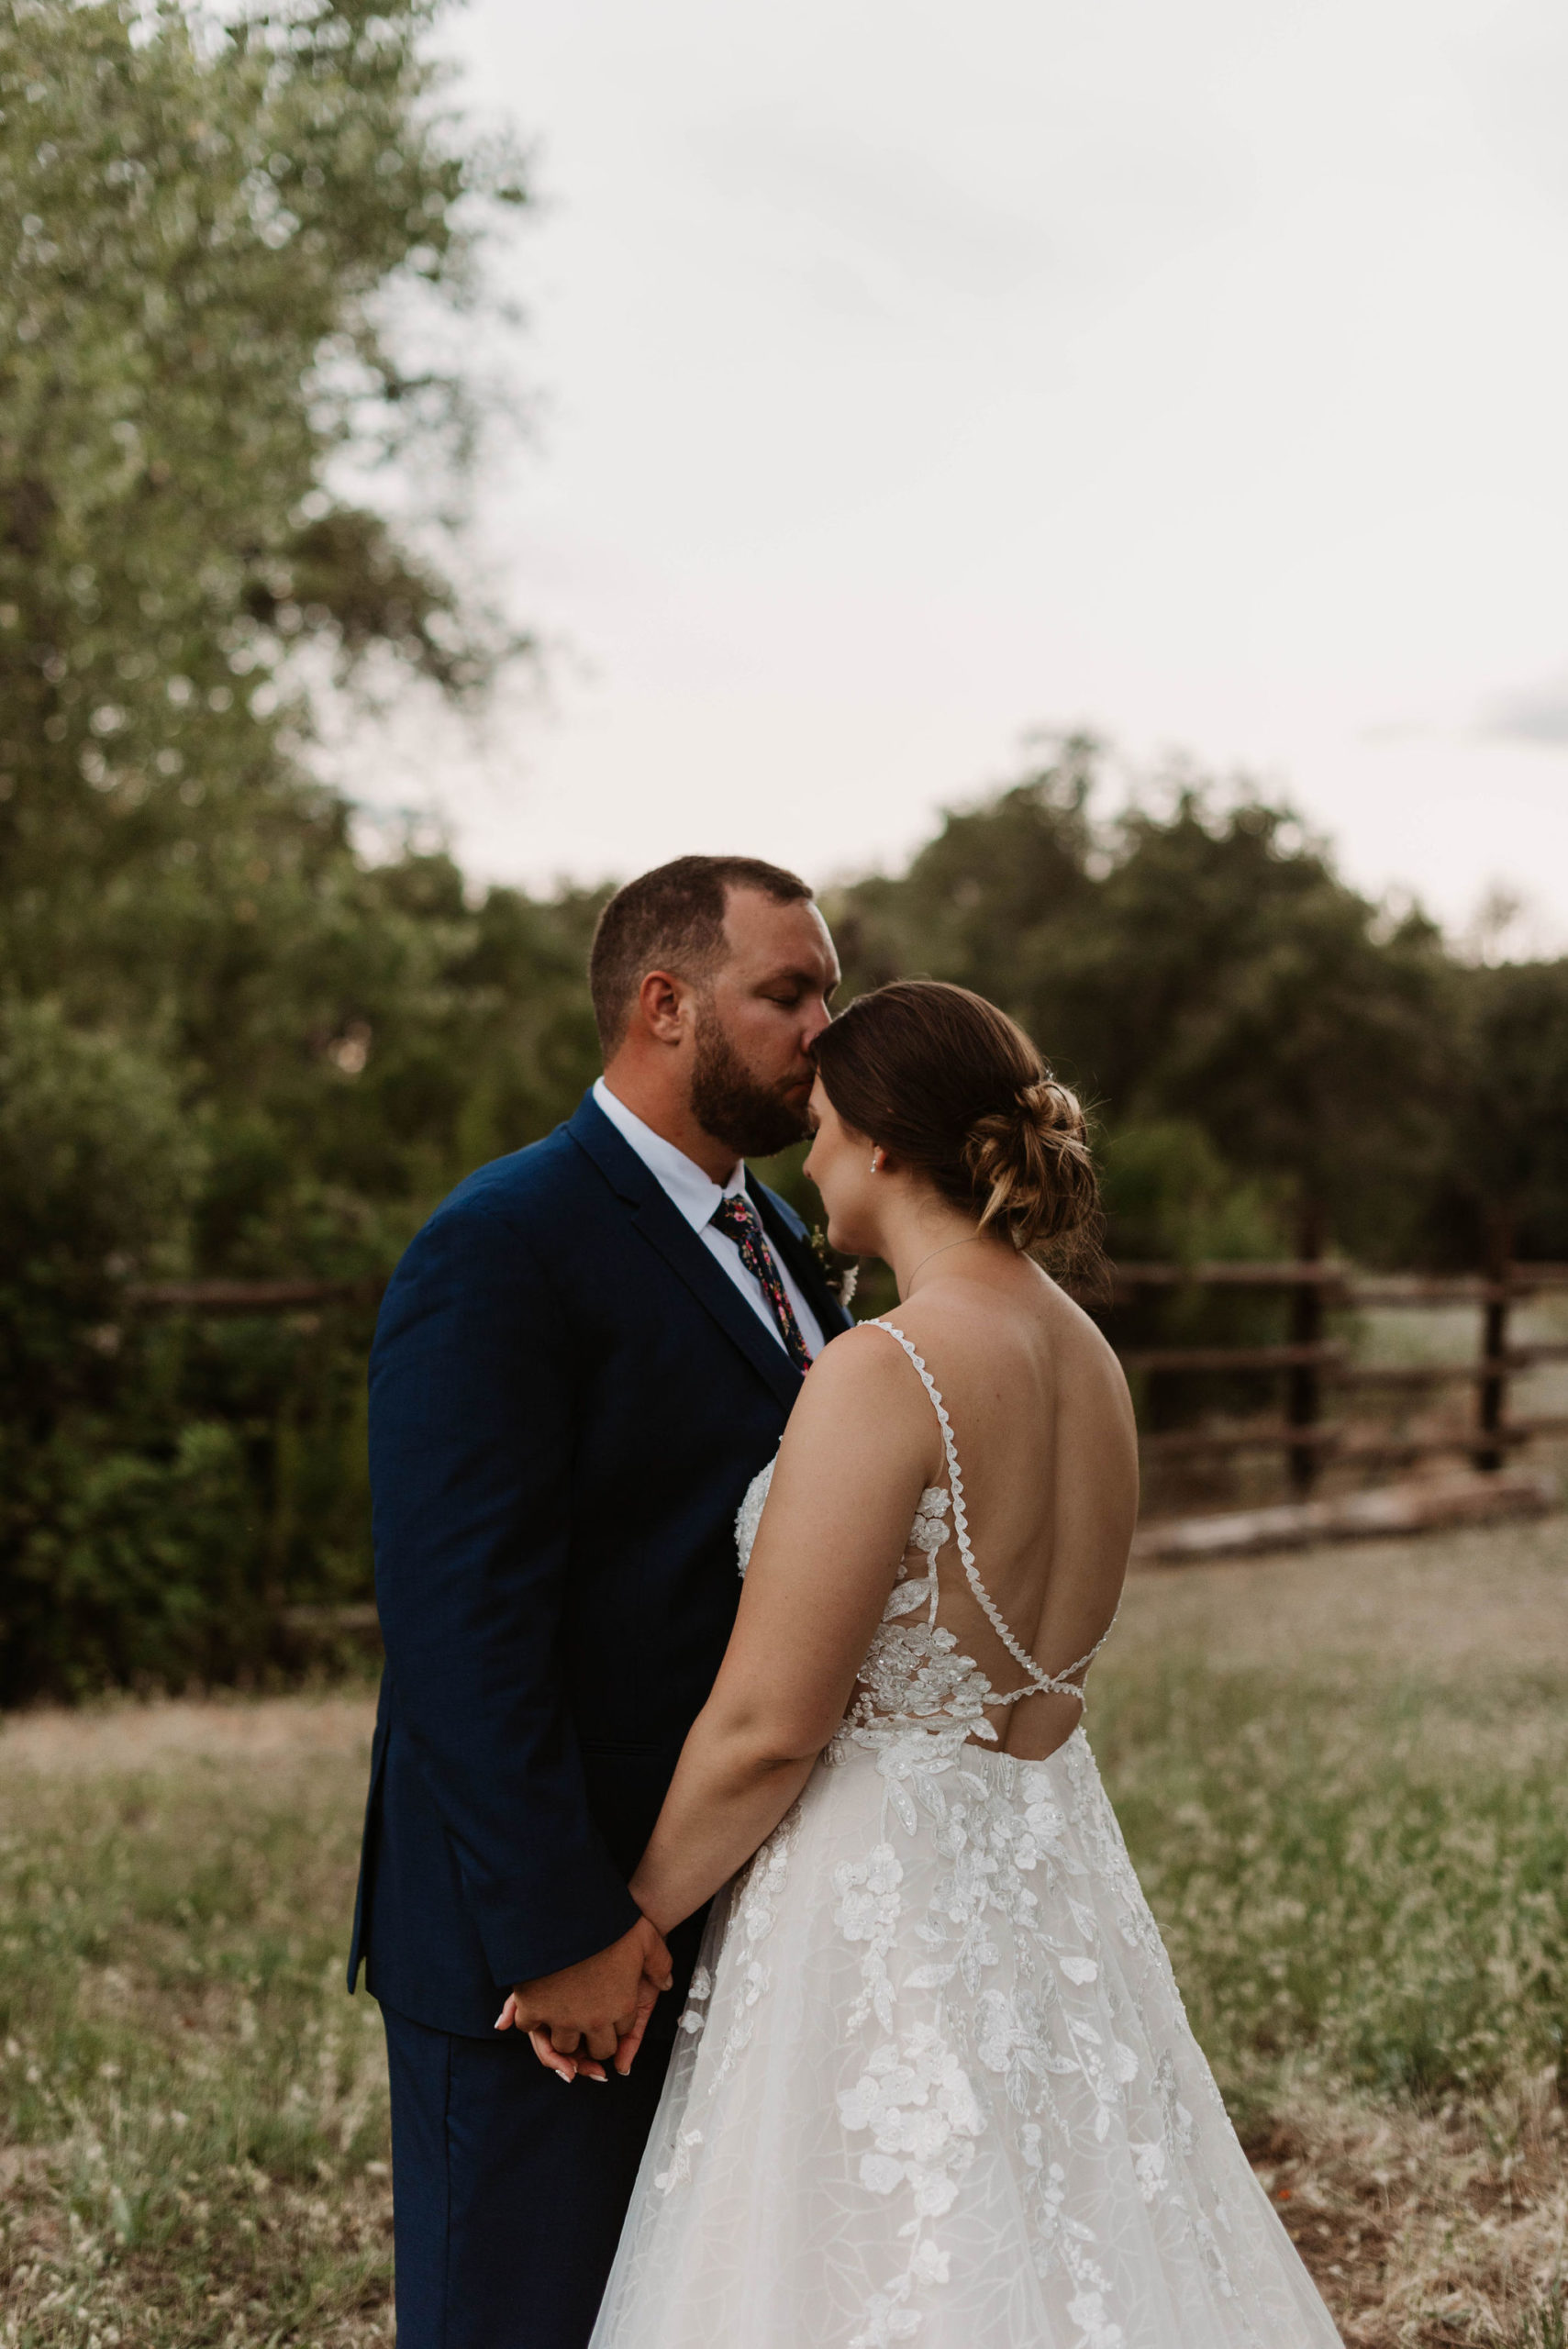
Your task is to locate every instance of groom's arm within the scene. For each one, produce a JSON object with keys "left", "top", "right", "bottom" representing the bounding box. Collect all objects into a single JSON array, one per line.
[{"left": 370, "top": 1195, "right": 641, "bottom": 1987}]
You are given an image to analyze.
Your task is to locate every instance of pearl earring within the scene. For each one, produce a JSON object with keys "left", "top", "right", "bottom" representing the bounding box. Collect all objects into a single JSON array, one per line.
[{"left": 870, "top": 1149, "right": 884, "bottom": 1173}]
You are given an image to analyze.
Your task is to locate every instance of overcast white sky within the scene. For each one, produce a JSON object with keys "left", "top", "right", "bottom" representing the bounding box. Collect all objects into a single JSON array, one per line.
[{"left": 346, "top": 0, "right": 1568, "bottom": 947}]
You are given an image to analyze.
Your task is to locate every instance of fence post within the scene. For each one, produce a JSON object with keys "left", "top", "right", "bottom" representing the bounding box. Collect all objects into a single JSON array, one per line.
[
  {"left": 1286, "top": 1203, "right": 1325, "bottom": 1495},
  {"left": 1475, "top": 1209, "right": 1514, "bottom": 1472}
]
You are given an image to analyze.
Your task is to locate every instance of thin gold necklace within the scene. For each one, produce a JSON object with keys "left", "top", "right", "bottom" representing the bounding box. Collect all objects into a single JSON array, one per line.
[{"left": 901, "top": 1233, "right": 982, "bottom": 1295}]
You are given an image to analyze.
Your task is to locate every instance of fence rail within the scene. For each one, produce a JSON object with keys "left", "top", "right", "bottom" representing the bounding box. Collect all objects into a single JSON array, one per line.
[
  {"left": 1106, "top": 1260, "right": 1568, "bottom": 1300},
  {"left": 119, "top": 1249, "right": 1568, "bottom": 1495},
  {"left": 126, "top": 1276, "right": 383, "bottom": 1313},
  {"left": 1109, "top": 1249, "right": 1568, "bottom": 1486}
]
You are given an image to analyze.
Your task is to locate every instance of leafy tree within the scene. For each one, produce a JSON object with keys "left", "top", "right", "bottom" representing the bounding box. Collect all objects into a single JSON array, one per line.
[
  {"left": 831, "top": 744, "right": 1453, "bottom": 1263},
  {"left": 1055, "top": 796, "right": 1452, "bottom": 1257},
  {"left": 0, "top": 0, "right": 599, "bottom": 1699},
  {"left": 0, "top": 0, "right": 523, "bottom": 1034},
  {"left": 827, "top": 733, "right": 1100, "bottom": 1019},
  {"left": 1434, "top": 958, "right": 1568, "bottom": 1264},
  {"left": 0, "top": 1000, "right": 202, "bottom": 1410}
]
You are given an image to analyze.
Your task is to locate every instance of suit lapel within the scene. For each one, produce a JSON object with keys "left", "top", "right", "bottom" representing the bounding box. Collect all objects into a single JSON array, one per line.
[
  {"left": 568, "top": 1094, "right": 806, "bottom": 1413},
  {"left": 631, "top": 1196, "right": 806, "bottom": 1412}
]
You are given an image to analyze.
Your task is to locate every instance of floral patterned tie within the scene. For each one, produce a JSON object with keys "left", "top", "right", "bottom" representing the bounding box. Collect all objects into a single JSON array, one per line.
[{"left": 710, "top": 1194, "right": 814, "bottom": 1377}]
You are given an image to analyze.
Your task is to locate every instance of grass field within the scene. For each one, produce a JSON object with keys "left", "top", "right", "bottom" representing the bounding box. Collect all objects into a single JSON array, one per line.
[{"left": 2, "top": 1518, "right": 1565, "bottom": 2347}]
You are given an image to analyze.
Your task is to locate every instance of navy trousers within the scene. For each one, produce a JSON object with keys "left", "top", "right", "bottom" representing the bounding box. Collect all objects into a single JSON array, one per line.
[{"left": 382, "top": 2003, "right": 673, "bottom": 2349}]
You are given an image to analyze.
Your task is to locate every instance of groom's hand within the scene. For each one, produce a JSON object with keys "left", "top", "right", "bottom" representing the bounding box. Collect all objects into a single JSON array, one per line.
[{"left": 496, "top": 1916, "right": 673, "bottom": 2081}]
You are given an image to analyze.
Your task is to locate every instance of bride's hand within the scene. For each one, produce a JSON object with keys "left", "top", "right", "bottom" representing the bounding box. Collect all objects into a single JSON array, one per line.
[
  {"left": 528, "top": 2020, "right": 603, "bottom": 2084},
  {"left": 486, "top": 1998, "right": 606, "bottom": 2083},
  {"left": 494, "top": 1964, "right": 664, "bottom": 2083},
  {"left": 495, "top": 1920, "right": 673, "bottom": 2082}
]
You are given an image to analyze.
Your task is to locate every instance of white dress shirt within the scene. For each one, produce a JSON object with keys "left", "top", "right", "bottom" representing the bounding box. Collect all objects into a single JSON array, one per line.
[{"left": 592, "top": 1077, "right": 826, "bottom": 1362}]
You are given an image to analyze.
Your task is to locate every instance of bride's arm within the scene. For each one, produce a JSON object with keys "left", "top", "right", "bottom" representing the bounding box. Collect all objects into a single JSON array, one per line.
[{"left": 628, "top": 1328, "right": 938, "bottom": 1938}]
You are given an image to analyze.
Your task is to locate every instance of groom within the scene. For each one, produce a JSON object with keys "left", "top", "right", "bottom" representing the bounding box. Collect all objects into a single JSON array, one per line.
[{"left": 348, "top": 855, "right": 848, "bottom": 2349}]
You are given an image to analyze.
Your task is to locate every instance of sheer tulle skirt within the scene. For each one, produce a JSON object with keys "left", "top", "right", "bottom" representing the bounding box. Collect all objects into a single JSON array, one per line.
[{"left": 589, "top": 1728, "right": 1342, "bottom": 2348}]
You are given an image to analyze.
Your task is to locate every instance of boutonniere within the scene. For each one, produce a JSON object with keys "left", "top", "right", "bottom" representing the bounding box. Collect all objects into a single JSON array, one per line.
[{"left": 810, "top": 1224, "right": 860, "bottom": 1311}]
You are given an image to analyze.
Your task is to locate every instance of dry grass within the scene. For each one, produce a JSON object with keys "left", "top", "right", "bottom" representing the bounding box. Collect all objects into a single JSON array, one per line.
[
  {"left": 0, "top": 1690, "right": 391, "bottom": 2347},
  {"left": 1, "top": 1517, "right": 1565, "bottom": 2343},
  {"left": 1108, "top": 1515, "right": 1568, "bottom": 2343},
  {"left": 1241, "top": 2090, "right": 1567, "bottom": 2346}
]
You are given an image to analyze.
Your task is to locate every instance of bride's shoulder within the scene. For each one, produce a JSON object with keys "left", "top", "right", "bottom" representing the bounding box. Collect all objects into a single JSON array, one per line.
[
  {"left": 812, "top": 1291, "right": 998, "bottom": 1401},
  {"left": 776, "top": 1319, "right": 942, "bottom": 1478},
  {"left": 792, "top": 1317, "right": 938, "bottom": 1433},
  {"left": 806, "top": 1316, "right": 925, "bottom": 1395}
]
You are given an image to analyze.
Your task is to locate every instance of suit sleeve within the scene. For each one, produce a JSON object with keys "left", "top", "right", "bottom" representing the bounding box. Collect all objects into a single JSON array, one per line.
[{"left": 369, "top": 1198, "right": 640, "bottom": 1987}]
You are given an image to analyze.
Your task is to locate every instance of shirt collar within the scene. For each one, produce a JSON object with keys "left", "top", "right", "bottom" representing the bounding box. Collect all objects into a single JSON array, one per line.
[{"left": 592, "top": 1077, "right": 746, "bottom": 1235}]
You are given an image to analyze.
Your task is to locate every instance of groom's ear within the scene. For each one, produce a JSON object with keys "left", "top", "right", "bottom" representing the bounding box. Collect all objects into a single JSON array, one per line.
[{"left": 634, "top": 967, "right": 694, "bottom": 1047}]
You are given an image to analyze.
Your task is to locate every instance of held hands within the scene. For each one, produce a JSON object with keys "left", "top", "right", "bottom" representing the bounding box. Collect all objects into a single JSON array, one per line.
[{"left": 495, "top": 1914, "right": 673, "bottom": 2084}]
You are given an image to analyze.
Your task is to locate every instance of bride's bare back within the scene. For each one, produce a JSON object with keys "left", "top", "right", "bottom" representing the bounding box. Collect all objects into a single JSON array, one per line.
[{"left": 854, "top": 1264, "right": 1139, "bottom": 1761}]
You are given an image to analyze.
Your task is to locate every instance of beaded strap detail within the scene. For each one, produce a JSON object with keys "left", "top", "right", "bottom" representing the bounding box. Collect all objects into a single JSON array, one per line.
[{"left": 866, "top": 1317, "right": 1117, "bottom": 1711}]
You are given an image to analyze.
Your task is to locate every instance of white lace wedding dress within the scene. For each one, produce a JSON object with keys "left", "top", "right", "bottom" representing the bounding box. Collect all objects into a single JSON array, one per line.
[{"left": 589, "top": 1321, "right": 1342, "bottom": 2348}]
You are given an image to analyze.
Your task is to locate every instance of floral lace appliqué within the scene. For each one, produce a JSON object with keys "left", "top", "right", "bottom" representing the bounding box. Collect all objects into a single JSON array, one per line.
[{"left": 654, "top": 1809, "right": 797, "bottom": 2196}]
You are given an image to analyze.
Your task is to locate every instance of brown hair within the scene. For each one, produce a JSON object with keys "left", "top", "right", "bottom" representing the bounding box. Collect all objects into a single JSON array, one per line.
[
  {"left": 812, "top": 980, "right": 1103, "bottom": 1268},
  {"left": 588, "top": 854, "right": 813, "bottom": 1052}
]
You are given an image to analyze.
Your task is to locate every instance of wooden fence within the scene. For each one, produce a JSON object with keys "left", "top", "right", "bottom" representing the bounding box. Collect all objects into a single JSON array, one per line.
[
  {"left": 125, "top": 1255, "right": 1568, "bottom": 1498},
  {"left": 1105, "top": 1257, "right": 1568, "bottom": 1491}
]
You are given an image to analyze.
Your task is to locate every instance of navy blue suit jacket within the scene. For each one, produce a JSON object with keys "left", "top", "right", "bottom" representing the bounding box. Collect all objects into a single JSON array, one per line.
[{"left": 348, "top": 1090, "right": 851, "bottom": 2040}]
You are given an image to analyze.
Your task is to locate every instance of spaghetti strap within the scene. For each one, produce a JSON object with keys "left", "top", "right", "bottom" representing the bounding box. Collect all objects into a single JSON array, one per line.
[{"left": 862, "top": 1318, "right": 1118, "bottom": 1711}]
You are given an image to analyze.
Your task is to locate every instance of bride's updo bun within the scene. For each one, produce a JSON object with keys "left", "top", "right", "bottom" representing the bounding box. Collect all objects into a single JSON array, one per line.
[{"left": 812, "top": 980, "right": 1103, "bottom": 1269}]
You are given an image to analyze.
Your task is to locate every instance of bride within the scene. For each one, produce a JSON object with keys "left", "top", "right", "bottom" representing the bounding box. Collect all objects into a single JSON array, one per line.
[{"left": 514, "top": 978, "right": 1342, "bottom": 2348}]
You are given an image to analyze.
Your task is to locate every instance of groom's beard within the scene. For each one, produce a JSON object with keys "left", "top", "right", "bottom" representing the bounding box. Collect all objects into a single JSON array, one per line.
[{"left": 689, "top": 1003, "right": 812, "bottom": 1161}]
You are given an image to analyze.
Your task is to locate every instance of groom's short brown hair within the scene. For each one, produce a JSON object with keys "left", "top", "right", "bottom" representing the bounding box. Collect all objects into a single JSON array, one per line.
[{"left": 590, "top": 854, "right": 813, "bottom": 1053}]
